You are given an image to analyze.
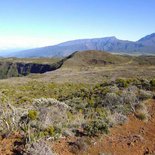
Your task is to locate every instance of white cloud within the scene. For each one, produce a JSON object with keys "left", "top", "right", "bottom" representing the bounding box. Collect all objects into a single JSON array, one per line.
[{"left": 0, "top": 36, "right": 61, "bottom": 50}]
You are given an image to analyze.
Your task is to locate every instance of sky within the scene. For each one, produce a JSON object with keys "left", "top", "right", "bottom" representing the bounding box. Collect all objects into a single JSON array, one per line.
[{"left": 0, "top": 0, "right": 155, "bottom": 49}]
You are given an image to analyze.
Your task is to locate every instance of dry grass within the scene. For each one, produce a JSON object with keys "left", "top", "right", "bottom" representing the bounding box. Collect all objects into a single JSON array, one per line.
[
  {"left": 0, "top": 50, "right": 154, "bottom": 85},
  {"left": 0, "top": 57, "right": 61, "bottom": 64},
  {"left": 0, "top": 63, "right": 154, "bottom": 85}
]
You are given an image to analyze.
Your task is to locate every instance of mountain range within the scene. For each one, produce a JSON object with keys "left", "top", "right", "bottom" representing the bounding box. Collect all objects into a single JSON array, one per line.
[{"left": 3, "top": 33, "right": 155, "bottom": 58}]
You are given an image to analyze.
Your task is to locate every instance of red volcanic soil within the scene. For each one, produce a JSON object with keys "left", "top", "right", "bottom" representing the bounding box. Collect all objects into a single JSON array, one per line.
[
  {"left": 53, "top": 99, "right": 155, "bottom": 155},
  {"left": 0, "top": 133, "right": 21, "bottom": 155},
  {"left": 0, "top": 99, "right": 155, "bottom": 155}
]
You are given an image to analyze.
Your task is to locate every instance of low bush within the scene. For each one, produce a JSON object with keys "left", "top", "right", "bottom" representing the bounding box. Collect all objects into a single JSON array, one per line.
[
  {"left": 24, "top": 140, "right": 55, "bottom": 155},
  {"left": 109, "top": 112, "right": 128, "bottom": 126},
  {"left": 139, "top": 89, "right": 153, "bottom": 100},
  {"left": 28, "top": 110, "right": 38, "bottom": 120},
  {"left": 83, "top": 120, "right": 109, "bottom": 136},
  {"left": 0, "top": 77, "right": 154, "bottom": 150},
  {"left": 135, "top": 112, "right": 147, "bottom": 120},
  {"left": 102, "top": 92, "right": 120, "bottom": 108},
  {"left": 116, "top": 78, "right": 129, "bottom": 88},
  {"left": 140, "top": 79, "right": 151, "bottom": 90}
]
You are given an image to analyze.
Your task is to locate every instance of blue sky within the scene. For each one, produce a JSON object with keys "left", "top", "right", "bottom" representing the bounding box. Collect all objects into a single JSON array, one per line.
[{"left": 0, "top": 0, "right": 155, "bottom": 49}]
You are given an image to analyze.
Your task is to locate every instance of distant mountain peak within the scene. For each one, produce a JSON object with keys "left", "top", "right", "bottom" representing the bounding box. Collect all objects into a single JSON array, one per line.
[
  {"left": 137, "top": 33, "right": 155, "bottom": 47},
  {"left": 3, "top": 33, "right": 155, "bottom": 58},
  {"left": 138, "top": 33, "right": 155, "bottom": 42}
]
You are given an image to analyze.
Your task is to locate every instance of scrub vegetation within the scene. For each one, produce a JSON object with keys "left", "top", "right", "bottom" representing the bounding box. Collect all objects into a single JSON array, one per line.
[{"left": 0, "top": 50, "right": 155, "bottom": 155}]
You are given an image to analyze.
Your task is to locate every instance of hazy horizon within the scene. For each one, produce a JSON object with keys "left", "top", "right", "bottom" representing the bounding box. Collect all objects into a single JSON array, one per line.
[{"left": 0, "top": 0, "right": 155, "bottom": 50}]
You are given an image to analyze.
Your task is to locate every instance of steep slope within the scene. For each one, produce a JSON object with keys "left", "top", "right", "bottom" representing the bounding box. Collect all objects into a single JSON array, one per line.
[
  {"left": 0, "top": 60, "right": 63, "bottom": 79},
  {"left": 137, "top": 33, "right": 155, "bottom": 47},
  {"left": 6, "top": 33, "right": 155, "bottom": 58}
]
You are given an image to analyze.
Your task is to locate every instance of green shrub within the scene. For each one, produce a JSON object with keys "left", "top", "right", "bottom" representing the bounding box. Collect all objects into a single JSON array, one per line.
[
  {"left": 101, "top": 87, "right": 110, "bottom": 95},
  {"left": 45, "top": 126, "right": 62, "bottom": 138},
  {"left": 28, "top": 110, "right": 38, "bottom": 120},
  {"left": 84, "top": 120, "right": 109, "bottom": 136},
  {"left": 67, "top": 111, "right": 74, "bottom": 121},
  {"left": 95, "top": 107, "right": 107, "bottom": 118},
  {"left": 116, "top": 78, "right": 129, "bottom": 88},
  {"left": 150, "top": 79, "right": 155, "bottom": 87},
  {"left": 16, "top": 95, "right": 32, "bottom": 104},
  {"left": 140, "top": 79, "right": 151, "bottom": 90},
  {"left": 46, "top": 126, "right": 55, "bottom": 136},
  {"left": 87, "top": 98, "right": 95, "bottom": 107}
]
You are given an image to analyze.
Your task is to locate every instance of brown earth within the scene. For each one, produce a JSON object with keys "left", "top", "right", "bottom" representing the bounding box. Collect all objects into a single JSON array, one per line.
[
  {"left": 0, "top": 100, "right": 155, "bottom": 155},
  {"left": 53, "top": 99, "right": 155, "bottom": 155},
  {"left": 0, "top": 133, "right": 21, "bottom": 155}
]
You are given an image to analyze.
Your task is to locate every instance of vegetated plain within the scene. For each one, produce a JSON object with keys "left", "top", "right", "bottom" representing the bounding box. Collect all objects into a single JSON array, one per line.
[{"left": 0, "top": 50, "right": 155, "bottom": 155}]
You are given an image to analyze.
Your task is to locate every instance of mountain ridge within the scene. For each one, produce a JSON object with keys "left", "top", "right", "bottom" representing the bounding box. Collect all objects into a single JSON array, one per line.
[{"left": 4, "top": 33, "right": 155, "bottom": 58}]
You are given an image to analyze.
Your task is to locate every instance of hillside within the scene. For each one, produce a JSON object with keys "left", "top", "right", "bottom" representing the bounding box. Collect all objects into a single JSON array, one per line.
[
  {"left": 1, "top": 50, "right": 155, "bottom": 80},
  {"left": 0, "top": 50, "right": 128, "bottom": 79},
  {"left": 0, "top": 50, "right": 155, "bottom": 155},
  {"left": 0, "top": 58, "right": 63, "bottom": 79},
  {"left": 63, "top": 50, "right": 130, "bottom": 67},
  {"left": 5, "top": 33, "right": 155, "bottom": 58}
]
